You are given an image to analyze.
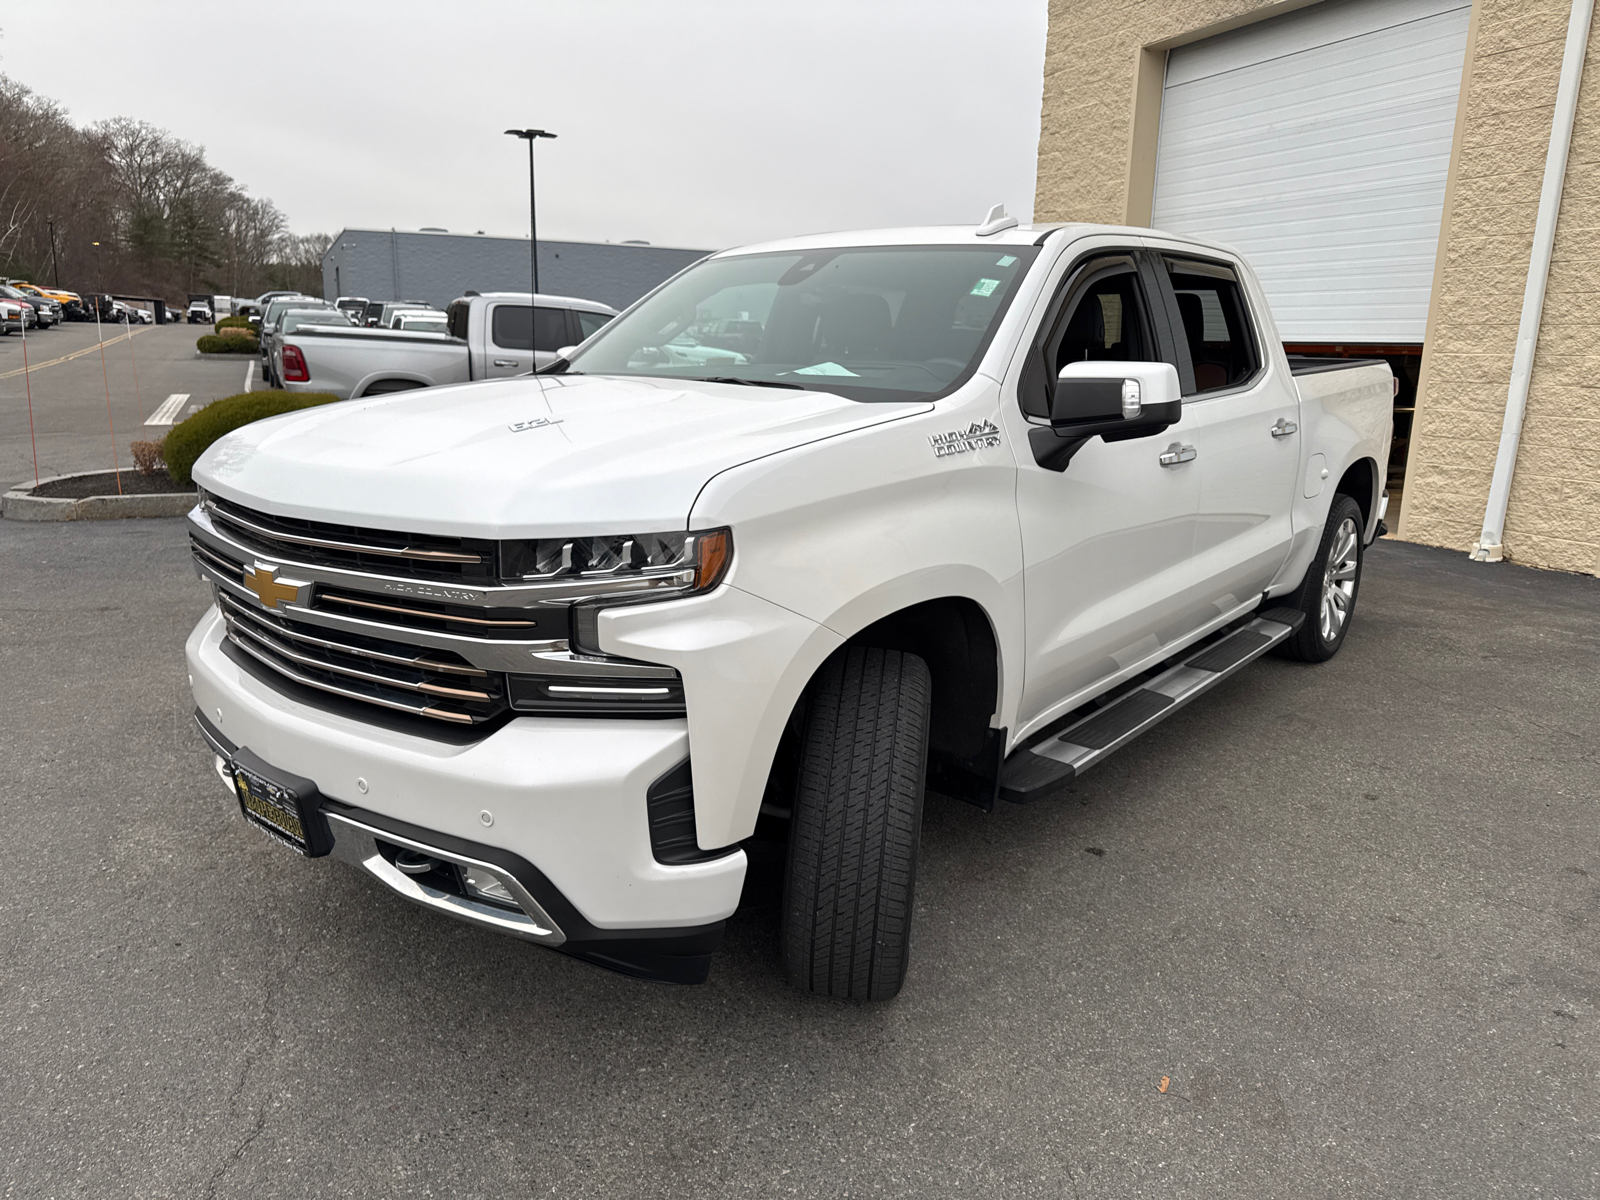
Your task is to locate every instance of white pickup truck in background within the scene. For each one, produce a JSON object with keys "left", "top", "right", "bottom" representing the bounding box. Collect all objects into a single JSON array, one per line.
[
  {"left": 278, "top": 292, "right": 617, "bottom": 398},
  {"left": 186, "top": 219, "right": 1391, "bottom": 999}
]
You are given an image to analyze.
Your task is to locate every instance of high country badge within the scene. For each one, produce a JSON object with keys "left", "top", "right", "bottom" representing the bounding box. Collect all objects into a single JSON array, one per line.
[{"left": 930, "top": 419, "right": 1002, "bottom": 458}]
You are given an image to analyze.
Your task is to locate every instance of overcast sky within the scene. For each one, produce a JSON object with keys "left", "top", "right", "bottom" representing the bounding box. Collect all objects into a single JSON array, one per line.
[{"left": 1, "top": 1, "right": 1049, "bottom": 251}]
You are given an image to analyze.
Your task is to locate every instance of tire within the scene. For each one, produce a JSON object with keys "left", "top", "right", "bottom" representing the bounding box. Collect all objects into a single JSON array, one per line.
[
  {"left": 1277, "top": 493, "right": 1365, "bottom": 663},
  {"left": 782, "top": 646, "right": 932, "bottom": 1002}
]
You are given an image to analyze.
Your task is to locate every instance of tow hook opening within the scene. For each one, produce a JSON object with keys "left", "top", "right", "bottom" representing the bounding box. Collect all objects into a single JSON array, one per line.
[{"left": 373, "top": 838, "right": 522, "bottom": 911}]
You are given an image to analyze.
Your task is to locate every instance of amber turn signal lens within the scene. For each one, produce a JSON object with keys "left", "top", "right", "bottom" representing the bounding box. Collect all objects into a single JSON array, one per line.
[{"left": 694, "top": 529, "right": 732, "bottom": 591}]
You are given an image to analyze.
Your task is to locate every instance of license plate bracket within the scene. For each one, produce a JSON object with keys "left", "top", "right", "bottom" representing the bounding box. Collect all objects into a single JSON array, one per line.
[{"left": 228, "top": 747, "right": 333, "bottom": 857}]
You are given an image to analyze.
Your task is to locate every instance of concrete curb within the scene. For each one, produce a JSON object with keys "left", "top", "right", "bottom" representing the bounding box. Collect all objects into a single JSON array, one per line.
[
  {"left": 196, "top": 351, "right": 257, "bottom": 361},
  {"left": 3, "top": 470, "right": 197, "bottom": 522}
]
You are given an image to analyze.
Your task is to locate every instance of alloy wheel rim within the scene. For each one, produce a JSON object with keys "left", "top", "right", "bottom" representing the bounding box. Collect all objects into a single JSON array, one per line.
[{"left": 1320, "top": 517, "right": 1359, "bottom": 643}]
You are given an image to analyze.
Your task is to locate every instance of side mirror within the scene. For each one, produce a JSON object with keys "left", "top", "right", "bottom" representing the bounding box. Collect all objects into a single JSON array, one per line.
[
  {"left": 1031, "top": 361, "right": 1183, "bottom": 472},
  {"left": 554, "top": 345, "right": 576, "bottom": 360}
]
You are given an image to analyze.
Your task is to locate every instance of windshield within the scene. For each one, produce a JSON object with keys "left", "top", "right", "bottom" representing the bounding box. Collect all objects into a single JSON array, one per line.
[
  {"left": 564, "top": 244, "right": 1039, "bottom": 401},
  {"left": 398, "top": 316, "right": 448, "bottom": 332}
]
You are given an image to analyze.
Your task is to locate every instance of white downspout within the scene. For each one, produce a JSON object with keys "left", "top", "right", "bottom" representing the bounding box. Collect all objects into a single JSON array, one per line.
[{"left": 1472, "top": 0, "right": 1594, "bottom": 562}]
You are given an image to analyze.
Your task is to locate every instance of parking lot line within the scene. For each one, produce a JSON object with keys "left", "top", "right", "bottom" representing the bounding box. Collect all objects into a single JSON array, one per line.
[
  {"left": 145, "top": 394, "right": 190, "bottom": 426},
  {"left": 244, "top": 361, "right": 254, "bottom": 393},
  {"left": 0, "top": 327, "right": 146, "bottom": 380}
]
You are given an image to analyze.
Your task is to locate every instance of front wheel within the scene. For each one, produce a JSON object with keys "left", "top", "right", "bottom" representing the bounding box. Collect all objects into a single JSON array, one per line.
[
  {"left": 1277, "top": 493, "right": 1365, "bottom": 662},
  {"left": 782, "top": 646, "right": 932, "bottom": 1002}
]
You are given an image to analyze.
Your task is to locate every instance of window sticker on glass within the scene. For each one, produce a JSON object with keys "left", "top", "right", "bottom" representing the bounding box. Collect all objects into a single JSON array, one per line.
[
  {"left": 790, "top": 361, "right": 860, "bottom": 376},
  {"left": 970, "top": 278, "right": 1001, "bottom": 297},
  {"left": 996, "top": 256, "right": 1018, "bottom": 267}
]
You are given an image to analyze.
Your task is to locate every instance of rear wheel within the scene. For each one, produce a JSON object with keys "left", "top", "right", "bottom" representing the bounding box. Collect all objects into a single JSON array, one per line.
[
  {"left": 1277, "top": 493, "right": 1365, "bottom": 662},
  {"left": 782, "top": 646, "right": 932, "bottom": 1001}
]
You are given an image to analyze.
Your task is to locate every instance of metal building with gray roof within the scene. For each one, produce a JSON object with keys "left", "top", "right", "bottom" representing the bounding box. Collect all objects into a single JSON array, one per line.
[{"left": 320, "top": 228, "right": 711, "bottom": 313}]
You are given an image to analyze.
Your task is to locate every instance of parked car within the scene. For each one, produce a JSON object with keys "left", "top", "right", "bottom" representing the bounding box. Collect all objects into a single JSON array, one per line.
[
  {"left": 257, "top": 296, "right": 330, "bottom": 385},
  {"left": 184, "top": 221, "right": 1393, "bottom": 996},
  {"left": 384, "top": 306, "right": 440, "bottom": 329},
  {"left": 276, "top": 292, "right": 616, "bottom": 398},
  {"left": 269, "top": 308, "right": 358, "bottom": 387},
  {"left": 0, "top": 299, "right": 24, "bottom": 334},
  {"left": 377, "top": 305, "right": 441, "bottom": 329},
  {"left": 333, "top": 296, "right": 369, "bottom": 322},
  {"left": 0, "top": 284, "right": 51, "bottom": 328},
  {"left": 188, "top": 300, "right": 214, "bottom": 324},
  {"left": 361, "top": 298, "right": 428, "bottom": 327},
  {"left": 239, "top": 290, "right": 304, "bottom": 324},
  {"left": 9, "top": 280, "right": 77, "bottom": 319}
]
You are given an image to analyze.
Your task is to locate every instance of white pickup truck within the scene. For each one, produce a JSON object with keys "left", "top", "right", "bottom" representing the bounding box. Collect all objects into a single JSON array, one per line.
[
  {"left": 278, "top": 292, "right": 617, "bottom": 398},
  {"left": 185, "top": 219, "right": 1392, "bottom": 999}
]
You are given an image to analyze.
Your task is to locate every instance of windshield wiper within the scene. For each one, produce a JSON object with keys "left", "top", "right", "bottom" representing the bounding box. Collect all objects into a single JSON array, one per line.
[{"left": 692, "top": 376, "right": 806, "bottom": 390}]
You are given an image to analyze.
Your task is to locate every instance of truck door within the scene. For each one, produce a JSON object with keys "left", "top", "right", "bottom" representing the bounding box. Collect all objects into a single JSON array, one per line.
[
  {"left": 485, "top": 302, "right": 569, "bottom": 377},
  {"left": 1149, "top": 253, "right": 1300, "bottom": 608},
  {"left": 1010, "top": 250, "right": 1206, "bottom": 732}
]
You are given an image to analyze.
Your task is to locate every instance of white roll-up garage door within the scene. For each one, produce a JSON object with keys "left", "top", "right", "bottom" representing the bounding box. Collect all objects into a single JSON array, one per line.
[{"left": 1151, "top": 0, "right": 1472, "bottom": 344}]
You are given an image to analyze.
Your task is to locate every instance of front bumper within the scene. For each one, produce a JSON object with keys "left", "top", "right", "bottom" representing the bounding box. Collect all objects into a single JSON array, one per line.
[{"left": 186, "top": 606, "right": 747, "bottom": 979}]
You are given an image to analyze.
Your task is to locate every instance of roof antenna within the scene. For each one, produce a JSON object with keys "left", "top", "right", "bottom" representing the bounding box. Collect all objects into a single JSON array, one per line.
[{"left": 976, "top": 203, "right": 1018, "bottom": 237}]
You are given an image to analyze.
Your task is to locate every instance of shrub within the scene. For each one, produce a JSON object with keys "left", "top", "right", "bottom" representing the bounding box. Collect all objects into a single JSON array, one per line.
[
  {"left": 214, "top": 315, "right": 253, "bottom": 333},
  {"left": 196, "top": 333, "right": 257, "bottom": 354},
  {"left": 130, "top": 436, "right": 166, "bottom": 475},
  {"left": 218, "top": 325, "right": 254, "bottom": 339},
  {"left": 164, "top": 390, "right": 342, "bottom": 485}
]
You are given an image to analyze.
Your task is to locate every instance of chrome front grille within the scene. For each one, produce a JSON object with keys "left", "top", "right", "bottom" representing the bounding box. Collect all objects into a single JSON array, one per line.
[
  {"left": 193, "top": 533, "right": 512, "bottom": 726},
  {"left": 313, "top": 586, "right": 547, "bottom": 640},
  {"left": 221, "top": 593, "right": 504, "bottom": 725},
  {"left": 204, "top": 494, "right": 499, "bottom": 583},
  {"left": 189, "top": 499, "right": 683, "bottom": 733}
]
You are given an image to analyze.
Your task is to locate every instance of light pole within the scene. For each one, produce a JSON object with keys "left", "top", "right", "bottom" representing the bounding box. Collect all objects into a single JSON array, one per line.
[
  {"left": 46, "top": 217, "right": 61, "bottom": 288},
  {"left": 504, "top": 128, "right": 556, "bottom": 303}
]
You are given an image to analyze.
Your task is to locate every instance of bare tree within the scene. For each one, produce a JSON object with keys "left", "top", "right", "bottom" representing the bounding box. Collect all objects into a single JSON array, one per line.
[{"left": 0, "top": 72, "right": 314, "bottom": 302}]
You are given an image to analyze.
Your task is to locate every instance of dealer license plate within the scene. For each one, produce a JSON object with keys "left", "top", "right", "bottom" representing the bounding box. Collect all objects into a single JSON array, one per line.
[{"left": 232, "top": 762, "right": 311, "bottom": 854}]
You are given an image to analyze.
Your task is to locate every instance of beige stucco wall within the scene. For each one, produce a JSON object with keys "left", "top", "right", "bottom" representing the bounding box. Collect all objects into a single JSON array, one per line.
[
  {"left": 1034, "top": 0, "right": 1319, "bottom": 224},
  {"left": 1034, "top": 0, "right": 1600, "bottom": 575},
  {"left": 1403, "top": 0, "right": 1600, "bottom": 575}
]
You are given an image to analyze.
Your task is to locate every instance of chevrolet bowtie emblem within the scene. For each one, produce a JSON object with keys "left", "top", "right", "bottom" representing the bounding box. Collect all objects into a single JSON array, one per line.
[{"left": 242, "top": 565, "right": 304, "bottom": 610}]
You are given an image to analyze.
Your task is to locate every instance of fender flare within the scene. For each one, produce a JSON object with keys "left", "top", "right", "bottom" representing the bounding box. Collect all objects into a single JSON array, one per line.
[{"left": 353, "top": 372, "right": 436, "bottom": 398}]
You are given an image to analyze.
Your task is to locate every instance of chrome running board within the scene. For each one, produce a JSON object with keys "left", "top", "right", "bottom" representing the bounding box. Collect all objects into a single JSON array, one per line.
[{"left": 998, "top": 608, "right": 1305, "bottom": 803}]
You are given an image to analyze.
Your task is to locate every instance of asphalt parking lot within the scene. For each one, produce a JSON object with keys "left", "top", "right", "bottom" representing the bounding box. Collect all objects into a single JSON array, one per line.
[
  {"left": 0, "top": 321, "right": 254, "bottom": 485},
  {"left": 1, "top": 518, "right": 1595, "bottom": 1198}
]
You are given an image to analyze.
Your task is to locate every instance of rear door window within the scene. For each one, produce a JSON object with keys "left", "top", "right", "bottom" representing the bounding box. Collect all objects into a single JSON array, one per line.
[
  {"left": 1162, "top": 258, "right": 1260, "bottom": 395},
  {"left": 492, "top": 305, "right": 569, "bottom": 352}
]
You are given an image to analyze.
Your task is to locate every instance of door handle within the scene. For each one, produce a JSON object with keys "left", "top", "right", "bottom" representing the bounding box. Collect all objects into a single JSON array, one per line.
[
  {"left": 1159, "top": 443, "right": 1197, "bottom": 467},
  {"left": 1271, "top": 418, "right": 1298, "bottom": 437},
  {"left": 493, "top": 359, "right": 519, "bottom": 368}
]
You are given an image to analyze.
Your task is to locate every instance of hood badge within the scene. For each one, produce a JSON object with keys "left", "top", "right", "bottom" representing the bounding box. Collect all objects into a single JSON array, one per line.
[
  {"left": 509, "top": 417, "right": 564, "bottom": 433},
  {"left": 930, "top": 420, "right": 1002, "bottom": 459}
]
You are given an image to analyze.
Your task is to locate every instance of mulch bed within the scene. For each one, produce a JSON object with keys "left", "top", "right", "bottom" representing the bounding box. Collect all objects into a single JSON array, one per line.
[{"left": 31, "top": 471, "right": 196, "bottom": 499}]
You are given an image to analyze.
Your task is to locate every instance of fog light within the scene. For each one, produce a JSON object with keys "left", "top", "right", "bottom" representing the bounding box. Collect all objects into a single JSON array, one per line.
[{"left": 462, "top": 863, "right": 519, "bottom": 907}]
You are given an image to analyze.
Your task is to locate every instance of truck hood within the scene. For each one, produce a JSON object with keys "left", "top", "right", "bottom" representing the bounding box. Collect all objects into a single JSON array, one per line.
[{"left": 195, "top": 374, "right": 929, "bottom": 537}]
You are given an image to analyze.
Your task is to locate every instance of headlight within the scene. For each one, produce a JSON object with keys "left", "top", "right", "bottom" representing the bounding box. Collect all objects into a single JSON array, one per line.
[
  {"left": 499, "top": 528, "right": 731, "bottom": 592},
  {"left": 501, "top": 528, "right": 731, "bottom": 658}
]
